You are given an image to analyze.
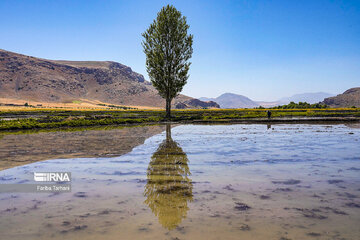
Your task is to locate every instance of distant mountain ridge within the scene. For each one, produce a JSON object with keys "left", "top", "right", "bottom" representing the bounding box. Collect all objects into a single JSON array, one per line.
[
  {"left": 0, "top": 49, "right": 218, "bottom": 109},
  {"left": 278, "top": 92, "right": 335, "bottom": 104},
  {"left": 200, "top": 93, "right": 259, "bottom": 108},
  {"left": 1, "top": 49, "right": 354, "bottom": 109},
  {"left": 201, "top": 91, "right": 338, "bottom": 108}
]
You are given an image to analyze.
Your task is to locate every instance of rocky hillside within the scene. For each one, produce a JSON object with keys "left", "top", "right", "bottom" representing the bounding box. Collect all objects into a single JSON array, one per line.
[
  {"left": 0, "top": 49, "right": 218, "bottom": 109},
  {"left": 175, "top": 99, "right": 219, "bottom": 109},
  {"left": 200, "top": 93, "right": 259, "bottom": 108},
  {"left": 322, "top": 88, "right": 360, "bottom": 107}
]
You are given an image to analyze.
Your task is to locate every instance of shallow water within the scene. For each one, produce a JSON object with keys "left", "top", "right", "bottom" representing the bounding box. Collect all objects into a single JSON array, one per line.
[{"left": 1, "top": 123, "right": 360, "bottom": 240}]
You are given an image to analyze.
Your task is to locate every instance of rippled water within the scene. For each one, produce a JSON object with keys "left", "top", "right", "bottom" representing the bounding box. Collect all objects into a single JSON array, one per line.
[{"left": 1, "top": 123, "right": 360, "bottom": 240}]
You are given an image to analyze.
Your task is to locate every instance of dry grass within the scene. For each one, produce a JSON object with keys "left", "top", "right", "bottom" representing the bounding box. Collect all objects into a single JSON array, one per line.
[{"left": 0, "top": 97, "right": 161, "bottom": 111}]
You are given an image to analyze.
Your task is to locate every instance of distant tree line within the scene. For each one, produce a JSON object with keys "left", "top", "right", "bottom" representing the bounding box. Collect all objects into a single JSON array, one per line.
[
  {"left": 257, "top": 101, "right": 329, "bottom": 109},
  {"left": 97, "top": 104, "right": 137, "bottom": 110}
]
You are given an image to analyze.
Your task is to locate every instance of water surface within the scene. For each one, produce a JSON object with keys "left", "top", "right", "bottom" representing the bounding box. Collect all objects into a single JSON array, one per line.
[{"left": 1, "top": 123, "right": 360, "bottom": 240}]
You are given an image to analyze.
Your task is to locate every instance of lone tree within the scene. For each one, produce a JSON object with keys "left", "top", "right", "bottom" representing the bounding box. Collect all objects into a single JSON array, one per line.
[{"left": 142, "top": 5, "right": 193, "bottom": 119}]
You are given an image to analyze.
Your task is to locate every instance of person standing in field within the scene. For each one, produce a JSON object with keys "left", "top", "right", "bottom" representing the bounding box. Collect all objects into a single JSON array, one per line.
[{"left": 267, "top": 110, "right": 272, "bottom": 119}]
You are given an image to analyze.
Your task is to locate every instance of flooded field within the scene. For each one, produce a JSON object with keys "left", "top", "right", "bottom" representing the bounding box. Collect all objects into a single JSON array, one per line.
[{"left": 0, "top": 123, "right": 360, "bottom": 240}]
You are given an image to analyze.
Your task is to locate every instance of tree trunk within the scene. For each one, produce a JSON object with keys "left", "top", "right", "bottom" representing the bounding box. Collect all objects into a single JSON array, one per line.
[
  {"left": 165, "top": 98, "right": 172, "bottom": 119},
  {"left": 165, "top": 123, "right": 171, "bottom": 142}
]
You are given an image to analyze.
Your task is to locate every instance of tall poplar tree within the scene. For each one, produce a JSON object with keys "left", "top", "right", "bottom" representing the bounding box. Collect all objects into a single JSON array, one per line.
[{"left": 142, "top": 5, "right": 193, "bottom": 118}]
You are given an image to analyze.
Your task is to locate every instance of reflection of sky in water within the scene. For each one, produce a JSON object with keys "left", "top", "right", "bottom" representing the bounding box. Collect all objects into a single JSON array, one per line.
[
  {"left": 3, "top": 124, "right": 358, "bottom": 183},
  {"left": 0, "top": 124, "right": 360, "bottom": 240}
]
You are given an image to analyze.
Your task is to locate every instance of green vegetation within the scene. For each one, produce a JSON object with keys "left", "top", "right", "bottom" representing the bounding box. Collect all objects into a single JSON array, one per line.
[
  {"left": 268, "top": 101, "right": 328, "bottom": 109},
  {"left": 0, "top": 108, "right": 359, "bottom": 131},
  {"left": 0, "top": 115, "right": 161, "bottom": 130},
  {"left": 96, "top": 103, "right": 137, "bottom": 110},
  {"left": 0, "top": 123, "right": 158, "bottom": 138},
  {"left": 142, "top": 5, "right": 193, "bottom": 118}
]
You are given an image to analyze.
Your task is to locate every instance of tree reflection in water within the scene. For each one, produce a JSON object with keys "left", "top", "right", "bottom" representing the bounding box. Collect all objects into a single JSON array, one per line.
[{"left": 144, "top": 124, "right": 193, "bottom": 230}]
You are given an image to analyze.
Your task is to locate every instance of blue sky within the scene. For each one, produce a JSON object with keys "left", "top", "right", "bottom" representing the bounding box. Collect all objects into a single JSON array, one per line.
[{"left": 1, "top": 0, "right": 359, "bottom": 101}]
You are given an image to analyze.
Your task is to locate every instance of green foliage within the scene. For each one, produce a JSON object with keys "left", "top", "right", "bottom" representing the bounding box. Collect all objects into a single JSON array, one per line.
[
  {"left": 273, "top": 101, "right": 328, "bottom": 109},
  {"left": 24, "top": 102, "right": 28, "bottom": 106},
  {"left": 96, "top": 103, "right": 137, "bottom": 110},
  {"left": 0, "top": 116, "right": 162, "bottom": 130},
  {"left": 107, "top": 105, "right": 137, "bottom": 110},
  {"left": 142, "top": 5, "right": 193, "bottom": 117},
  {"left": 0, "top": 108, "right": 359, "bottom": 131}
]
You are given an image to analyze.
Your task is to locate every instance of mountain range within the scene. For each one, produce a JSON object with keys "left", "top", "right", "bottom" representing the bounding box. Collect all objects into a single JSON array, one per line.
[
  {"left": 200, "top": 92, "right": 336, "bottom": 108},
  {"left": 0, "top": 49, "right": 358, "bottom": 109},
  {"left": 278, "top": 92, "right": 335, "bottom": 104},
  {"left": 200, "top": 89, "right": 360, "bottom": 109},
  {"left": 200, "top": 93, "right": 259, "bottom": 108},
  {"left": 0, "top": 49, "right": 219, "bottom": 109}
]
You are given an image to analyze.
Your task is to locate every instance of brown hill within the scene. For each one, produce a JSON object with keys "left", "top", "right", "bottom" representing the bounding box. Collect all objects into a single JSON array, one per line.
[
  {"left": 0, "top": 49, "right": 219, "bottom": 109},
  {"left": 322, "top": 87, "right": 360, "bottom": 107}
]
